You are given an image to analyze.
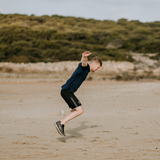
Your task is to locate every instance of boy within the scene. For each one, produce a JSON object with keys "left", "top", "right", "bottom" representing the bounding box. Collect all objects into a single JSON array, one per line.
[{"left": 54, "top": 51, "right": 102, "bottom": 136}]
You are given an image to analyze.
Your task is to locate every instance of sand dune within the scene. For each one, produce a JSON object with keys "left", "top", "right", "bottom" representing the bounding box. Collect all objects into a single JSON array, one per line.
[{"left": 0, "top": 60, "right": 160, "bottom": 81}]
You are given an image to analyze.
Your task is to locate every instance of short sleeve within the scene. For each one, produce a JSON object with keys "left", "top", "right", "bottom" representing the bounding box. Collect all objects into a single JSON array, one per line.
[{"left": 81, "top": 63, "right": 90, "bottom": 70}]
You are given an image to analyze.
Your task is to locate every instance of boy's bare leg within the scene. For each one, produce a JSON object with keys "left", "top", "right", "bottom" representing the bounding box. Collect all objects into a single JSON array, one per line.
[{"left": 60, "top": 106, "right": 83, "bottom": 125}]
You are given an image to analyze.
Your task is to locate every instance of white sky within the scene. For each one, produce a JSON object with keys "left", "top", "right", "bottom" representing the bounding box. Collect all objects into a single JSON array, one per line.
[{"left": 0, "top": 0, "right": 160, "bottom": 22}]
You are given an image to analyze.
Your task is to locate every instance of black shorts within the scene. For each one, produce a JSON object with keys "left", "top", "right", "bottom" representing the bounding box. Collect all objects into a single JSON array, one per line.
[{"left": 61, "top": 89, "right": 82, "bottom": 109}]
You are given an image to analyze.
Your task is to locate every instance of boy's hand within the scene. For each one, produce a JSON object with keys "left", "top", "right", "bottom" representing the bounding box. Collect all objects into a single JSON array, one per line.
[
  {"left": 83, "top": 51, "right": 91, "bottom": 57},
  {"left": 81, "top": 51, "right": 91, "bottom": 67}
]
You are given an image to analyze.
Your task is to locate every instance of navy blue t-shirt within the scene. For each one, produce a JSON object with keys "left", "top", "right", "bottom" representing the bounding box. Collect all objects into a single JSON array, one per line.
[{"left": 62, "top": 62, "right": 90, "bottom": 93}]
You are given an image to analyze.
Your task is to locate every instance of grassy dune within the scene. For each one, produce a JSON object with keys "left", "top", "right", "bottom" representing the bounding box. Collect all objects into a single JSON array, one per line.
[{"left": 0, "top": 14, "right": 160, "bottom": 63}]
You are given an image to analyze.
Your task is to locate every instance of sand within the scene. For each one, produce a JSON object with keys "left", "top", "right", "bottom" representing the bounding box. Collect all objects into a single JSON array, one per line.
[{"left": 0, "top": 79, "right": 160, "bottom": 160}]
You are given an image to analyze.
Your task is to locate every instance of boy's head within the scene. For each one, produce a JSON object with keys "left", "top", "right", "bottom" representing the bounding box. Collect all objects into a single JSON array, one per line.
[{"left": 89, "top": 56, "right": 102, "bottom": 72}]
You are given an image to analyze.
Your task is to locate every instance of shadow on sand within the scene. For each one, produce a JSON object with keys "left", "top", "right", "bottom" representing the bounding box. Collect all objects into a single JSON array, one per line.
[{"left": 57, "top": 122, "right": 98, "bottom": 143}]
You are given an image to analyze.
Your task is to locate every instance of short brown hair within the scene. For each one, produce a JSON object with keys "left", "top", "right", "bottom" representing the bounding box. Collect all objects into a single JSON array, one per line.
[{"left": 91, "top": 56, "right": 102, "bottom": 67}]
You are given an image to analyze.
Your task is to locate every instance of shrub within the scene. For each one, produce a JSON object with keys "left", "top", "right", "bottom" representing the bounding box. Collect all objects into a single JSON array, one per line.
[{"left": 0, "top": 14, "right": 159, "bottom": 62}]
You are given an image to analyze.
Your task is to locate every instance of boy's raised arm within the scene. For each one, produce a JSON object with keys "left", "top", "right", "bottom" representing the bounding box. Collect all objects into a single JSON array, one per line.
[{"left": 81, "top": 51, "right": 91, "bottom": 67}]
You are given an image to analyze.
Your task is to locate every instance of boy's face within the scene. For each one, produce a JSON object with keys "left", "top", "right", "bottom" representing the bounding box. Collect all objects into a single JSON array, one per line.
[{"left": 91, "top": 63, "right": 101, "bottom": 72}]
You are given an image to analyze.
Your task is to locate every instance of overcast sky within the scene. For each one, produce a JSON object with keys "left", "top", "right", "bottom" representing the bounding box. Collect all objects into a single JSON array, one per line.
[{"left": 0, "top": 0, "right": 160, "bottom": 22}]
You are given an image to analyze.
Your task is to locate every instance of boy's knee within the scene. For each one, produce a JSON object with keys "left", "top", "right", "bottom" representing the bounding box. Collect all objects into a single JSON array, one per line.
[
  {"left": 80, "top": 108, "right": 84, "bottom": 115},
  {"left": 76, "top": 106, "right": 84, "bottom": 115}
]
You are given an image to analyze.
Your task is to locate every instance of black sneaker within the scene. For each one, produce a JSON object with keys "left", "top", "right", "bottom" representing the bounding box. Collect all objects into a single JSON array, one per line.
[{"left": 54, "top": 121, "right": 66, "bottom": 136}]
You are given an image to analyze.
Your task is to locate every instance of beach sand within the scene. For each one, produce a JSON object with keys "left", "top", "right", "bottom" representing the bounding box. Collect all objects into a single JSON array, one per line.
[{"left": 0, "top": 79, "right": 160, "bottom": 160}]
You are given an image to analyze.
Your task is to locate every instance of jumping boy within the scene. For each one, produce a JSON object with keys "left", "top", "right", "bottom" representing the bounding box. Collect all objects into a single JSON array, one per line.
[{"left": 54, "top": 51, "right": 102, "bottom": 136}]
